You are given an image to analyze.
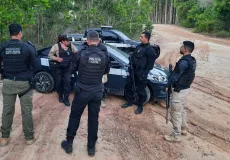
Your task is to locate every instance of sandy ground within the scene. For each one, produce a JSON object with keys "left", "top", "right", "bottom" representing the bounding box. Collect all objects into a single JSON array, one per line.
[{"left": 0, "top": 24, "right": 230, "bottom": 160}]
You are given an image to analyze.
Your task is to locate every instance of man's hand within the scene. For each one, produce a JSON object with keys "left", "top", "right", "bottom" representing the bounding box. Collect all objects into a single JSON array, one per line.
[{"left": 55, "top": 57, "right": 63, "bottom": 62}]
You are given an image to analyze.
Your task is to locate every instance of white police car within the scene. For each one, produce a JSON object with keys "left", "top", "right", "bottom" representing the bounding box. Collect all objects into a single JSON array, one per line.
[{"left": 35, "top": 42, "right": 168, "bottom": 104}]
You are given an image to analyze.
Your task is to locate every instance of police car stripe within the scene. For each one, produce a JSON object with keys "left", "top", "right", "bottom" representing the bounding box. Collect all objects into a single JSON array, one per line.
[
  {"left": 41, "top": 58, "right": 49, "bottom": 66},
  {"left": 109, "top": 68, "right": 122, "bottom": 75},
  {"left": 106, "top": 43, "right": 131, "bottom": 48}
]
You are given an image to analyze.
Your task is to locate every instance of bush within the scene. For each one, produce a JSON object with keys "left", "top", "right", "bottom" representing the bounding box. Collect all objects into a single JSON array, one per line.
[{"left": 214, "top": 30, "right": 230, "bottom": 38}]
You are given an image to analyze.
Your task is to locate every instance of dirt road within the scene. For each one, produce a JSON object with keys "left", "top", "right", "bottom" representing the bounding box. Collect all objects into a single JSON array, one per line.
[{"left": 1, "top": 24, "right": 230, "bottom": 160}]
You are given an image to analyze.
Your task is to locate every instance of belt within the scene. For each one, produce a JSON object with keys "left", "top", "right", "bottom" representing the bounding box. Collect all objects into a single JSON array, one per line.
[{"left": 5, "top": 76, "right": 30, "bottom": 81}]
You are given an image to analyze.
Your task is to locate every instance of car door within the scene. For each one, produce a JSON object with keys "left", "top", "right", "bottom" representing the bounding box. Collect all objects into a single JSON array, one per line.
[{"left": 105, "top": 55, "right": 128, "bottom": 96}]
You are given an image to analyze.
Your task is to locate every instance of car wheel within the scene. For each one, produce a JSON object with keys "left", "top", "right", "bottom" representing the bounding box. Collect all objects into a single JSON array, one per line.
[
  {"left": 34, "top": 71, "right": 55, "bottom": 93},
  {"left": 124, "top": 85, "right": 151, "bottom": 105}
]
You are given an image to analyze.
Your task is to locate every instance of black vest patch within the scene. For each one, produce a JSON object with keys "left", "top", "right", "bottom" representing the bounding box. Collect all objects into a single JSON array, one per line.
[
  {"left": 5, "top": 47, "right": 21, "bottom": 55},
  {"left": 88, "top": 57, "right": 102, "bottom": 64}
]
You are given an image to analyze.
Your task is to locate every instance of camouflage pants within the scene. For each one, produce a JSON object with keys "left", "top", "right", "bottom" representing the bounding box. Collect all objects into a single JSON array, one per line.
[
  {"left": 170, "top": 88, "right": 190, "bottom": 135},
  {"left": 1, "top": 79, "right": 34, "bottom": 140}
]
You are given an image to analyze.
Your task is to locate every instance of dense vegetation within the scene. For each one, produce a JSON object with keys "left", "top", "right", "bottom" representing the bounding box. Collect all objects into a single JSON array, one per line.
[
  {"left": 174, "top": 0, "right": 230, "bottom": 37},
  {"left": 0, "top": 0, "right": 155, "bottom": 47},
  {"left": 0, "top": 0, "right": 229, "bottom": 47}
]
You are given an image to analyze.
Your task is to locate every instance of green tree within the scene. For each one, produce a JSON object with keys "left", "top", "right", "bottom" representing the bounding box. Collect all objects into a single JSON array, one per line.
[{"left": 0, "top": 0, "right": 49, "bottom": 42}]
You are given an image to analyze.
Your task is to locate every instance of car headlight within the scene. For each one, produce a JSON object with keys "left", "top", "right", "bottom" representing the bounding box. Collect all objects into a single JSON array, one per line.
[{"left": 148, "top": 74, "right": 167, "bottom": 82}]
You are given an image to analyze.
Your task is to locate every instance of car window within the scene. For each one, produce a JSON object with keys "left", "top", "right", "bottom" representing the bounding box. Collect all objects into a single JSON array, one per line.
[
  {"left": 111, "top": 30, "right": 130, "bottom": 41},
  {"left": 72, "top": 42, "right": 84, "bottom": 51},
  {"left": 106, "top": 45, "right": 129, "bottom": 65},
  {"left": 103, "top": 31, "right": 120, "bottom": 41},
  {"left": 109, "top": 56, "right": 123, "bottom": 69}
]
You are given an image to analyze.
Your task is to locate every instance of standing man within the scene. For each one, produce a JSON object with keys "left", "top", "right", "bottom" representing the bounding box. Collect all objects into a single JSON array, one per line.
[
  {"left": 61, "top": 31, "right": 110, "bottom": 156},
  {"left": 0, "top": 23, "right": 40, "bottom": 146},
  {"left": 121, "top": 31, "right": 157, "bottom": 114},
  {"left": 164, "top": 41, "right": 196, "bottom": 142},
  {"left": 48, "top": 35, "right": 77, "bottom": 106}
]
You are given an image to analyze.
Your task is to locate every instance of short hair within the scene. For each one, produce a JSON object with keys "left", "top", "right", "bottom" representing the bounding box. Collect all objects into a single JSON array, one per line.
[
  {"left": 87, "top": 30, "right": 99, "bottom": 41},
  {"left": 9, "top": 23, "right": 22, "bottom": 36},
  {"left": 142, "top": 31, "right": 151, "bottom": 41},
  {"left": 183, "top": 41, "right": 195, "bottom": 53},
  {"left": 57, "top": 34, "right": 69, "bottom": 43}
]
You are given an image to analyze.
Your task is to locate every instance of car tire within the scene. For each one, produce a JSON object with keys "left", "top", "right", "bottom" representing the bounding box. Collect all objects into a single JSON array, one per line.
[
  {"left": 34, "top": 71, "right": 55, "bottom": 93},
  {"left": 124, "top": 85, "right": 151, "bottom": 105}
]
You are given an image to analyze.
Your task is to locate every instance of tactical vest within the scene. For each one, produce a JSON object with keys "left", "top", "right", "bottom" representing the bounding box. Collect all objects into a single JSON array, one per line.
[
  {"left": 2, "top": 41, "right": 29, "bottom": 74},
  {"left": 78, "top": 47, "right": 107, "bottom": 85},
  {"left": 174, "top": 55, "right": 196, "bottom": 90},
  {"left": 57, "top": 43, "right": 74, "bottom": 68},
  {"left": 132, "top": 44, "right": 149, "bottom": 70}
]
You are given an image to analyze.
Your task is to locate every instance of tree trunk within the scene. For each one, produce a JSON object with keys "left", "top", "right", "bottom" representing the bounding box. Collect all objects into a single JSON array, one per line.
[
  {"left": 165, "top": 0, "right": 168, "bottom": 24},
  {"left": 159, "top": 1, "right": 161, "bottom": 23},
  {"left": 156, "top": 1, "right": 158, "bottom": 23},
  {"left": 169, "top": 0, "right": 172, "bottom": 24},
  {"left": 37, "top": 15, "right": 40, "bottom": 45}
]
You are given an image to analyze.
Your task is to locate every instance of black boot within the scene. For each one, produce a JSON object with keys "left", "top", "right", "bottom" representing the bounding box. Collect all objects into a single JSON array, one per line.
[
  {"left": 59, "top": 94, "right": 63, "bottom": 103},
  {"left": 88, "top": 146, "right": 95, "bottom": 157},
  {"left": 121, "top": 102, "right": 133, "bottom": 108},
  {"left": 135, "top": 105, "right": 143, "bottom": 114},
  {"left": 61, "top": 140, "right": 73, "bottom": 154},
  {"left": 63, "top": 96, "right": 70, "bottom": 106}
]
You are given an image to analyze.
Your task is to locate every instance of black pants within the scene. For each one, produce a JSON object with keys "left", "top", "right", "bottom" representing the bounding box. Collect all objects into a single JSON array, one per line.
[
  {"left": 66, "top": 89, "right": 103, "bottom": 148},
  {"left": 55, "top": 67, "right": 71, "bottom": 97},
  {"left": 125, "top": 72, "right": 147, "bottom": 106}
]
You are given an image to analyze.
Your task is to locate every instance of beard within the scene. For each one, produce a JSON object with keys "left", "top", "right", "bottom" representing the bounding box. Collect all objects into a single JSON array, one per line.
[{"left": 180, "top": 50, "right": 184, "bottom": 55}]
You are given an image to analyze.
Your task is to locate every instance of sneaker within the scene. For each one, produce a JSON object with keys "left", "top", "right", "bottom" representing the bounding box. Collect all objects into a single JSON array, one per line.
[
  {"left": 164, "top": 134, "right": 181, "bottom": 142},
  {"left": 88, "top": 146, "right": 95, "bottom": 157},
  {"left": 101, "top": 100, "right": 106, "bottom": 108},
  {"left": 61, "top": 140, "right": 73, "bottom": 154},
  {"left": 181, "top": 130, "right": 187, "bottom": 136},
  {"left": 0, "top": 137, "right": 10, "bottom": 147},
  {"left": 121, "top": 102, "right": 132, "bottom": 108},
  {"left": 135, "top": 106, "right": 143, "bottom": 114},
  {"left": 26, "top": 139, "right": 35, "bottom": 145}
]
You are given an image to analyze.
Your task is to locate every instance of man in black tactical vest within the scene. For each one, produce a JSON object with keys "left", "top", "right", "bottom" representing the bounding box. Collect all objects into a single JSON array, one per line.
[
  {"left": 82, "top": 40, "right": 109, "bottom": 108},
  {"left": 121, "top": 31, "right": 158, "bottom": 114},
  {"left": 61, "top": 31, "right": 110, "bottom": 156},
  {"left": 164, "top": 41, "right": 196, "bottom": 142},
  {"left": 0, "top": 23, "right": 40, "bottom": 146},
  {"left": 48, "top": 35, "right": 77, "bottom": 106}
]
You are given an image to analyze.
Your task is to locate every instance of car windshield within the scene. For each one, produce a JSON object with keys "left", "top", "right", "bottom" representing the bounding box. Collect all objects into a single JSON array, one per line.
[
  {"left": 111, "top": 30, "right": 131, "bottom": 41},
  {"left": 106, "top": 44, "right": 129, "bottom": 65}
]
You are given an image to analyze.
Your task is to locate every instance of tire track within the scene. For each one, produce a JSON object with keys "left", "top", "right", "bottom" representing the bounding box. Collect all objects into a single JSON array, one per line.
[{"left": 151, "top": 103, "right": 230, "bottom": 153}]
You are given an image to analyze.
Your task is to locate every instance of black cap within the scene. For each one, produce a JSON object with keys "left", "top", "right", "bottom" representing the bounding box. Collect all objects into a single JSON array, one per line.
[
  {"left": 9, "top": 23, "right": 22, "bottom": 36},
  {"left": 87, "top": 30, "right": 99, "bottom": 41}
]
